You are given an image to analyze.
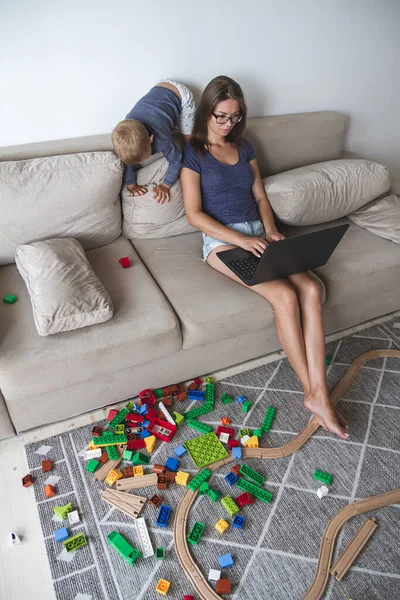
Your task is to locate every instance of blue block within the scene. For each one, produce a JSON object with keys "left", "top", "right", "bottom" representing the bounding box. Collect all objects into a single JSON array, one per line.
[
  {"left": 156, "top": 505, "right": 171, "bottom": 528},
  {"left": 139, "top": 404, "right": 148, "bottom": 415},
  {"left": 236, "top": 395, "right": 246, "bottom": 404},
  {"left": 54, "top": 527, "right": 69, "bottom": 542},
  {"left": 142, "top": 419, "right": 151, "bottom": 428},
  {"left": 165, "top": 457, "right": 180, "bottom": 472},
  {"left": 141, "top": 429, "right": 151, "bottom": 438},
  {"left": 173, "top": 445, "right": 187, "bottom": 458},
  {"left": 225, "top": 472, "right": 238, "bottom": 486},
  {"left": 232, "top": 446, "right": 242, "bottom": 459},
  {"left": 232, "top": 515, "right": 245, "bottom": 529},
  {"left": 219, "top": 553, "right": 234, "bottom": 568},
  {"left": 188, "top": 390, "right": 205, "bottom": 401}
]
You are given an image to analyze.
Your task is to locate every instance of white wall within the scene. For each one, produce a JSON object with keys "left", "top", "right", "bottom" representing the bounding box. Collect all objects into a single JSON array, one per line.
[{"left": 1, "top": 0, "right": 400, "bottom": 171}]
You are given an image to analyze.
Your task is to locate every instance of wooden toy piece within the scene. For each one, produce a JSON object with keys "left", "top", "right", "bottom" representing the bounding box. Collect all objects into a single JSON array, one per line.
[
  {"left": 116, "top": 473, "right": 158, "bottom": 491},
  {"left": 101, "top": 489, "right": 146, "bottom": 520},
  {"left": 44, "top": 484, "right": 56, "bottom": 498},
  {"left": 22, "top": 474, "right": 34, "bottom": 487},
  {"left": 330, "top": 518, "right": 378, "bottom": 581},
  {"left": 41, "top": 459, "right": 52, "bottom": 472}
]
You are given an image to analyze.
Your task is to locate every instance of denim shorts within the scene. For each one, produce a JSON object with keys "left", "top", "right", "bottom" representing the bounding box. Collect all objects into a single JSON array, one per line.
[{"left": 202, "top": 220, "right": 266, "bottom": 261}]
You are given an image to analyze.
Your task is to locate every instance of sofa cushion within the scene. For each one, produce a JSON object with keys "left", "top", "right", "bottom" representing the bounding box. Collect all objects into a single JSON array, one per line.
[
  {"left": 0, "top": 237, "right": 181, "bottom": 400},
  {"left": 0, "top": 151, "right": 123, "bottom": 265},
  {"left": 15, "top": 238, "right": 114, "bottom": 336},
  {"left": 122, "top": 157, "right": 196, "bottom": 239},
  {"left": 347, "top": 193, "right": 400, "bottom": 245},
  {"left": 133, "top": 233, "right": 325, "bottom": 350},
  {"left": 264, "top": 159, "right": 391, "bottom": 226}
]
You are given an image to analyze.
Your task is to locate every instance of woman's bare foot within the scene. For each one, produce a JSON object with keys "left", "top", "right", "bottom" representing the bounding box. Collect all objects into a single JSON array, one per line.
[{"left": 304, "top": 391, "right": 349, "bottom": 440}]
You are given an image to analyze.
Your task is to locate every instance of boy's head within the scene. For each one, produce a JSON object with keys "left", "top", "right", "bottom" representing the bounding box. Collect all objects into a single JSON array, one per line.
[{"left": 112, "top": 119, "right": 153, "bottom": 165}]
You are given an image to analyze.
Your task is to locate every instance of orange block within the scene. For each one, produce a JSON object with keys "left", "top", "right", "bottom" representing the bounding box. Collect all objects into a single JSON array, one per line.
[
  {"left": 156, "top": 579, "right": 171, "bottom": 595},
  {"left": 44, "top": 484, "right": 56, "bottom": 498}
]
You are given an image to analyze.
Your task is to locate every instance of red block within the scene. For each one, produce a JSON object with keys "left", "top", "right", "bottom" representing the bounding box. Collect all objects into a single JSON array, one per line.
[
  {"left": 119, "top": 256, "right": 131, "bottom": 269},
  {"left": 184, "top": 597, "right": 195, "bottom": 600},
  {"left": 107, "top": 409, "right": 119, "bottom": 421},
  {"left": 127, "top": 439, "right": 146, "bottom": 450},
  {"left": 147, "top": 417, "right": 176, "bottom": 442},
  {"left": 147, "top": 407, "right": 157, "bottom": 420},
  {"left": 193, "top": 377, "right": 203, "bottom": 385},
  {"left": 125, "top": 413, "right": 145, "bottom": 423},
  {"left": 236, "top": 492, "right": 255, "bottom": 507},
  {"left": 138, "top": 389, "right": 155, "bottom": 407},
  {"left": 216, "top": 426, "right": 234, "bottom": 438},
  {"left": 228, "top": 439, "right": 240, "bottom": 449}
]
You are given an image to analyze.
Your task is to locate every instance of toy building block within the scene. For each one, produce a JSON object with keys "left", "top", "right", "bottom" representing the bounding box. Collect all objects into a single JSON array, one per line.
[
  {"left": 208, "top": 488, "right": 222, "bottom": 502},
  {"left": 239, "top": 428, "right": 250, "bottom": 438},
  {"left": 147, "top": 418, "right": 176, "bottom": 442},
  {"left": 193, "top": 377, "right": 203, "bottom": 385},
  {"left": 219, "top": 433, "right": 230, "bottom": 443},
  {"left": 216, "top": 578, "right": 231, "bottom": 594},
  {"left": 92, "top": 431, "right": 128, "bottom": 447},
  {"left": 84, "top": 448, "right": 102, "bottom": 460},
  {"left": 150, "top": 494, "right": 163, "bottom": 508},
  {"left": 220, "top": 393, "right": 233, "bottom": 404},
  {"left": 220, "top": 417, "right": 231, "bottom": 425},
  {"left": 156, "top": 579, "right": 171, "bottom": 596},
  {"left": 3, "top": 293, "right": 17, "bottom": 304},
  {"left": 228, "top": 439, "right": 240, "bottom": 449},
  {"left": 86, "top": 459, "right": 99, "bottom": 473},
  {"left": 232, "top": 515, "right": 245, "bottom": 529},
  {"left": 22, "top": 474, "right": 34, "bottom": 487},
  {"left": 127, "top": 439, "right": 146, "bottom": 451},
  {"left": 134, "top": 517, "right": 154, "bottom": 558},
  {"left": 105, "top": 468, "right": 124, "bottom": 487},
  {"left": 240, "top": 435, "right": 250, "bottom": 447},
  {"left": 153, "top": 464, "right": 166, "bottom": 474},
  {"left": 165, "top": 470, "right": 176, "bottom": 483},
  {"left": 91, "top": 425, "right": 102, "bottom": 437},
  {"left": 153, "top": 388, "right": 163, "bottom": 399},
  {"left": 187, "top": 468, "right": 212, "bottom": 492},
  {"left": 262, "top": 406, "right": 276, "bottom": 433},
  {"left": 317, "top": 485, "right": 329, "bottom": 499},
  {"left": 236, "top": 395, "right": 247, "bottom": 404},
  {"left": 107, "top": 445, "right": 120, "bottom": 460},
  {"left": 187, "top": 521, "right": 205, "bottom": 545},
  {"left": 115, "top": 424, "right": 125, "bottom": 435},
  {"left": 184, "top": 596, "right": 194, "bottom": 600},
  {"left": 141, "top": 430, "right": 151, "bottom": 439},
  {"left": 176, "top": 391, "right": 188, "bottom": 402},
  {"left": 54, "top": 527, "right": 69, "bottom": 542},
  {"left": 232, "top": 446, "right": 242, "bottom": 460},
  {"left": 231, "top": 464, "right": 241, "bottom": 477},
  {"left": 139, "top": 389, "right": 156, "bottom": 406},
  {"left": 184, "top": 432, "right": 228, "bottom": 468},
  {"left": 187, "top": 420, "right": 214, "bottom": 434},
  {"left": 245, "top": 435, "right": 259, "bottom": 448},
  {"left": 108, "top": 530, "right": 141, "bottom": 565},
  {"left": 188, "top": 382, "right": 199, "bottom": 391},
  {"left": 205, "top": 383, "right": 215, "bottom": 404},
  {"left": 215, "top": 519, "right": 229, "bottom": 534},
  {"left": 119, "top": 256, "right": 131, "bottom": 268},
  {"left": 108, "top": 407, "right": 130, "bottom": 430},
  {"left": 44, "top": 484, "right": 56, "bottom": 498},
  {"left": 107, "top": 409, "right": 119, "bottom": 421},
  {"left": 157, "top": 476, "right": 167, "bottom": 490},
  {"left": 156, "top": 505, "right": 171, "bottom": 528},
  {"left": 125, "top": 400, "right": 135, "bottom": 410},
  {"left": 123, "top": 449, "right": 134, "bottom": 461},
  {"left": 325, "top": 356, "right": 331, "bottom": 366},
  {"left": 42, "top": 460, "right": 52, "bottom": 472},
  {"left": 236, "top": 492, "right": 255, "bottom": 507},
  {"left": 225, "top": 472, "right": 238, "bottom": 486},
  {"left": 237, "top": 478, "right": 273, "bottom": 503},
  {"left": 10, "top": 532, "right": 21, "bottom": 545},
  {"left": 126, "top": 413, "right": 145, "bottom": 424},
  {"left": 158, "top": 402, "right": 175, "bottom": 425},
  {"left": 242, "top": 400, "right": 252, "bottom": 413},
  {"left": 54, "top": 503, "right": 73, "bottom": 519},
  {"left": 156, "top": 546, "right": 165, "bottom": 560},
  {"left": 67, "top": 510, "right": 80, "bottom": 526},
  {"left": 221, "top": 496, "right": 240, "bottom": 517},
  {"left": 208, "top": 568, "right": 221, "bottom": 582},
  {"left": 132, "top": 452, "right": 150, "bottom": 466},
  {"left": 240, "top": 464, "right": 265, "bottom": 486},
  {"left": 188, "top": 390, "right": 205, "bottom": 401},
  {"left": 198, "top": 482, "right": 210, "bottom": 496},
  {"left": 253, "top": 428, "right": 263, "bottom": 438},
  {"left": 183, "top": 404, "right": 213, "bottom": 421},
  {"left": 172, "top": 411, "right": 185, "bottom": 427},
  {"left": 219, "top": 553, "right": 234, "bottom": 568},
  {"left": 133, "top": 466, "right": 144, "bottom": 477},
  {"left": 216, "top": 426, "right": 234, "bottom": 437},
  {"left": 204, "top": 376, "right": 214, "bottom": 384},
  {"left": 64, "top": 532, "right": 87, "bottom": 552},
  {"left": 139, "top": 404, "right": 148, "bottom": 415},
  {"left": 173, "top": 445, "right": 187, "bottom": 458},
  {"left": 313, "top": 470, "right": 333, "bottom": 485},
  {"left": 124, "top": 466, "right": 134, "bottom": 478},
  {"left": 175, "top": 471, "right": 190, "bottom": 486},
  {"left": 165, "top": 457, "right": 180, "bottom": 472}
]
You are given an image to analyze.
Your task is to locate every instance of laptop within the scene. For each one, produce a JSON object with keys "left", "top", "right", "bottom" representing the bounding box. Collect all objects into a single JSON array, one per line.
[{"left": 217, "top": 224, "right": 349, "bottom": 286}]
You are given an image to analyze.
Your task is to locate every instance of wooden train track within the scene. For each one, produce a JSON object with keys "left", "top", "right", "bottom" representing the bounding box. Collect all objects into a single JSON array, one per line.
[{"left": 173, "top": 349, "right": 400, "bottom": 600}]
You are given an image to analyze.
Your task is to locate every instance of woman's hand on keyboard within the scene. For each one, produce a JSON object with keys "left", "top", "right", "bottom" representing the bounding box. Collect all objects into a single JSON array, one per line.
[
  {"left": 237, "top": 236, "right": 268, "bottom": 258},
  {"left": 266, "top": 229, "right": 286, "bottom": 243}
]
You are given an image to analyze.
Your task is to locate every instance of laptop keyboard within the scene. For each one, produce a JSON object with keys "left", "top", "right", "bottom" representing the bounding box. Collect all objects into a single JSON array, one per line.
[{"left": 229, "top": 255, "right": 260, "bottom": 279}]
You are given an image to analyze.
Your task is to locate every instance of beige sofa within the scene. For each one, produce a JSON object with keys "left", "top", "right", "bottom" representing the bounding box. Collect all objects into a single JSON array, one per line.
[{"left": 1, "top": 111, "right": 400, "bottom": 439}]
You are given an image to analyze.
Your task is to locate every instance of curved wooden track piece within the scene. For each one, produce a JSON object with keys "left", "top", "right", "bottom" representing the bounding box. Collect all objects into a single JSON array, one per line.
[{"left": 174, "top": 349, "right": 400, "bottom": 600}]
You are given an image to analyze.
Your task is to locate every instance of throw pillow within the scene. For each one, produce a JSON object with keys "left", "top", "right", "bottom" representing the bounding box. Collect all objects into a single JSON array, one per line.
[
  {"left": 263, "top": 159, "right": 391, "bottom": 226},
  {"left": 348, "top": 193, "right": 400, "bottom": 245},
  {"left": 15, "top": 238, "right": 114, "bottom": 336}
]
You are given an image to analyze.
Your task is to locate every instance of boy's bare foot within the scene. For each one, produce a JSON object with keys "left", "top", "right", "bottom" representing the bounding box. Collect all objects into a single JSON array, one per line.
[{"left": 304, "top": 392, "right": 349, "bottom": 440}]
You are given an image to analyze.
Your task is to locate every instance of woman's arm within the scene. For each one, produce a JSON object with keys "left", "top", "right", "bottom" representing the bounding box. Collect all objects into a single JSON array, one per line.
[{"left": 249, "top": 158, "right": 284, "bottom": 241}]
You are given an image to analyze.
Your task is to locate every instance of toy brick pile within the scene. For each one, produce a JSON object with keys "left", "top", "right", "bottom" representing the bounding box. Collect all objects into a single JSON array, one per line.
[{"left": 22, "top": 376, "right": 335, "bottom": 597}]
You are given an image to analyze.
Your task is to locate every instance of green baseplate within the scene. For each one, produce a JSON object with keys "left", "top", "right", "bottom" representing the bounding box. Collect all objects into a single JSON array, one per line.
[{"left": 184, "top": 432, "right": 228, "bottom": 468}]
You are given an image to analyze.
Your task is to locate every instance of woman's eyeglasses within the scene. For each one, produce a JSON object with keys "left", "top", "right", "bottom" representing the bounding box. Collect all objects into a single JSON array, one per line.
[{"left": 212, "top": 113, "right": 242, "bottom": 125}]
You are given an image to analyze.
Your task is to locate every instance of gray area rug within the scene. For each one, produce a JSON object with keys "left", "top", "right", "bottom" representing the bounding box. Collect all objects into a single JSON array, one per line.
[{"left": 25, "top": 318, "right": 400, "bottom": 600}]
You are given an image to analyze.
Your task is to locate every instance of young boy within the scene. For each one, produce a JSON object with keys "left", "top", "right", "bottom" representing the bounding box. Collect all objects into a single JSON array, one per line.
[{"left": 112, "top": 80, "right": 196, "bottom": 203}]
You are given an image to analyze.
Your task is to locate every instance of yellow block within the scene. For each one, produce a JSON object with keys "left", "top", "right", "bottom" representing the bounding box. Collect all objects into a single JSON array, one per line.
[
  {"left": 144, "top": 435, "right": 156, "bottom": 453},
  {"left": 175, "top": 471, "right": 190, "bottom": 486},
  {"left": 156, "top": 579, "right": 171, "bottom": 595},
  {"left": 215, "top": 519, "right": 229, "bottom": 534},
  {"left": 88, "top": 441, "right": 96, "bottom": 450},
  {"left": 133, "top": 466, "right": 144, "bottom": 477},
  {"left": 105, "top": 468, "right": 123, "bottom": 487},
  {"left": 245, "top": 435, "right": 259, "bottom": 448}
]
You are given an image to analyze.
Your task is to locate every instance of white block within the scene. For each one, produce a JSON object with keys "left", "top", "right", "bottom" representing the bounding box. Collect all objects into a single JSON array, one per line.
[
  {"left": 134, "top": 517, "right": 154, "bottom": 558},
  {"left": 219, "top": 432, "right": 229, "bottom": 443},
  {"left": 10, "top": 532, "right": 21, "bottom": 545},
  {"left": 158, "top": 402, "right": 175, "bottom": 425},
  {"left": 317, "top": 485, "right": 329, "bottom": 499},
  {"left": 240, "top": 435, "right": 250, "bottom": 447},
  {"left": 208, "top": 568, "right": 221, "bottom": 582},
  {"left": 84, "top": 448, "right": 102, "bottom": 460},
  {"left": 392, "top": 322, "right": 400, "bottom": 329},
  {"left": 67, "top": 510, "right": 80, "bottom": 525}
]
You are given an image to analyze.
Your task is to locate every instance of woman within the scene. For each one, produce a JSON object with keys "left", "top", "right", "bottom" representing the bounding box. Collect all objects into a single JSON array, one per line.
[{"left": 181, "top": 75, "right": 349, "bottom": 440}]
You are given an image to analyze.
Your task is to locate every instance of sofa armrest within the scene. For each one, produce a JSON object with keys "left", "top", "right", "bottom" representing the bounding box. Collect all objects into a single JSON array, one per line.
[{"left": 342, "top": 151, "right": 400, "bottom": 195}]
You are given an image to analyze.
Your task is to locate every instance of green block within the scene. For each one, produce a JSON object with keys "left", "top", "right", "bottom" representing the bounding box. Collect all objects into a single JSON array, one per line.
[
  {"left": 205, "top": 383, "right": 215, "bottom": 405},
  {"left": 239, "top": 463, "right": 265, "bottom": 486},
  {"left": 253, "top": 428, "right": 263, "bottom": 438},
  {"left": 184, "top": 432, "right": 228, "bottom": 468},
  {"left": 221, "top": 496, "right": 240, "bottom": 517},
  {"left": 241, "top": 400, "right": 252, "bottom": 413},
  {"left": 115, "top": 424, "right": 125, "bottom": 435},
  {"left": 107, "top": 530, "right": 142, "bottom": 565},
  {"left": 132, "top": 452, "right": 150, "bottom": 465},
  {"left": 220, "top": 393, "right": 233, "bottom": 405},
  {"left": 187, "top": 420, "right": 213, "bottom": 434},
  {"left": 262, "top": 406, "right": 276, "bottom": 433},
  {"left": 2, "top": 294, "right": 17, "bottom": 304},
  {"left": 126, "top": 401, "right": 134, "bottom": 411},
  {"left": 325, "top": 357, "right": 331, "bottom": 366},
  {"left": 204, "top": 376, "right": 214, "bottom": 384},
  {"left": 155, "top": 546, "right": 165, "bottom": 560},
  {"left": 107, "top": 445, "right": 119, "bottom": 460},
  {"left": 239, "top": 428, "right": 250, "bottom": 438},
  {"left": 313, "top": 469, "right": 333, "bottom": 485},
  {"left": 64, "top": 532, "right": 87, "bottom": 552},
  {"left": 92, "top": 431, "right": 127, "bottom": 447},
  {"left": 86, "top": 459, "right": 99, "bottom": 473},
  {"left": 187, "top": 521, "right": 205, "bottom": 545},
  {"left": 198, "top": 482, "right": 210, "bottom": 496},
  {"left": 172, "top": 411, "right": 185, "bottom": 427},
  {"left": 187, "top": 468, "right": 212, "bottom": 492},
  {"left": 54, "top": 503, "right": 73, "bottom": 520},
  {"left": 183, "top": 404, "right": 214, "bottom": 421},
  {"left": 236, "top": 477, "right": 273, "bottom": 503},
  {"left": 123, "top": 449, "right": 133, "bottom": 460},
  {"left": 153, "top": 388, "right": 163, "bottom": 399},
  {"left": 108, "top": 408, "right": 130, "bottom": 430},
  {"left": 208, "top": 488, "right": 222, "bottom": 502}
]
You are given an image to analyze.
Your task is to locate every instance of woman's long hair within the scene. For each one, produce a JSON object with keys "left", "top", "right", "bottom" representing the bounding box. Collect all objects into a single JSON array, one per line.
[{"left": 191, "top": 75, "right": 247, "bottom": 154}]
